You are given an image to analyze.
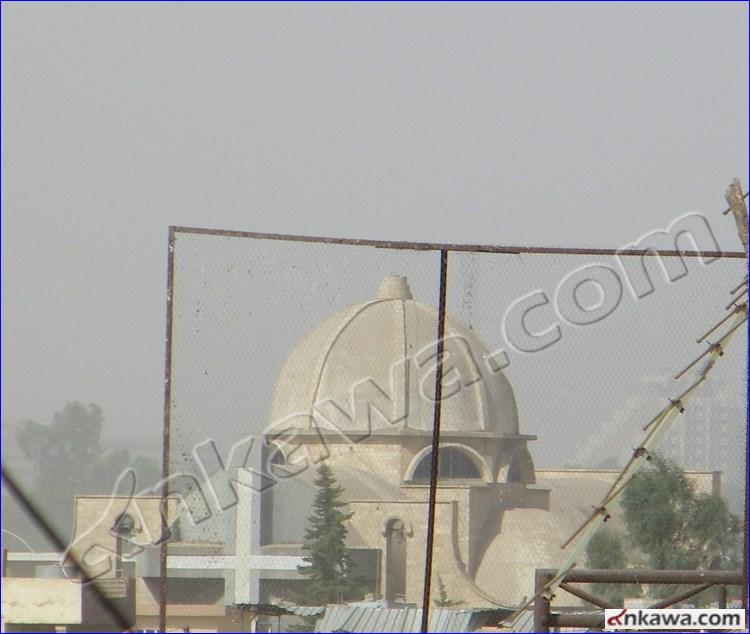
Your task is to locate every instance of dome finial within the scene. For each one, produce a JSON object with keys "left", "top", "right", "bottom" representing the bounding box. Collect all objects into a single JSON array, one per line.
[{"left": 377, "top": 275, "right": 413, "bottom": 300}]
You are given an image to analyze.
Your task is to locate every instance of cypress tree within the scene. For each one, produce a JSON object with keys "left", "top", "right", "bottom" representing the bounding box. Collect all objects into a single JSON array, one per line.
[{"left": 297, "top": 462, "right": 361, "bottom": 605}]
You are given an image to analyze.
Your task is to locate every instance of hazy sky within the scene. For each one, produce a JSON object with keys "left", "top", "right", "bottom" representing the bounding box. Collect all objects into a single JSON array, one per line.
[{"left": 2, "top": 2, "right": 748, "bottom": 457}]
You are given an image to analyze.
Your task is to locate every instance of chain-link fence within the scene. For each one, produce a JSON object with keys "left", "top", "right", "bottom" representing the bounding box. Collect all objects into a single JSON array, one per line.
[
  {"left": 2, "top": 221, "right": 746, "bottom": 633},
  {"left": 159, "top": 224, "right": 746, "bottom": 631}
]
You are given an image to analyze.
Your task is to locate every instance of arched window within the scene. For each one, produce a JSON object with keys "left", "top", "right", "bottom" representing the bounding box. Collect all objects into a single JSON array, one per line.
[
  {"left": 411, "top": 447, "right": 482, "bottom": 481},
  {"left": 384, "top": 519, "right": 407, "bottom": 600}
]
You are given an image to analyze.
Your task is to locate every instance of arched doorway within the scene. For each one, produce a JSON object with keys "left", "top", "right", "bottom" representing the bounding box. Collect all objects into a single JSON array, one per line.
[{"left": 384, "top": 518, "right": 406, "bottom": 601}]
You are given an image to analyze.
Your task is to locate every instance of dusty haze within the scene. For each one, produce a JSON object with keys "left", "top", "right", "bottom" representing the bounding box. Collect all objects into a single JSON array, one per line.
[{"left": 2, "top": 3, "right": 748, "bottom": 461}]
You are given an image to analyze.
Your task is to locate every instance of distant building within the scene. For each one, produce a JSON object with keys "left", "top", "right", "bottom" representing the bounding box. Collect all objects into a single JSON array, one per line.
[
  {"left": 573, "top": 374, "right": 740, "bottom": 479},
  {"left": 660, "top": 380, "right": 736, "bottom": 473},
  {"left": 2, "top": 495, "right": 239, "bottom": 632}
]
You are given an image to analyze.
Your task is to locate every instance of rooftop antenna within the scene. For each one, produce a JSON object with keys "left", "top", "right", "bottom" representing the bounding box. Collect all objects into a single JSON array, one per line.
[
  {"left": 505, "top": 180, "right": 749, "bottom": 626},
  {"left": 723, "top": 178, "right": 748, "bottom": 253}
]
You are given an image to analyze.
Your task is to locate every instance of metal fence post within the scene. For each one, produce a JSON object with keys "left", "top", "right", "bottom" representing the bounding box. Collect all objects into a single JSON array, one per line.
[
  {"left": 534, "top": 570, "right": 554, "bottom": 633},
  {"left": 718, "top": 584, "right": 727, "bottom": 609}
]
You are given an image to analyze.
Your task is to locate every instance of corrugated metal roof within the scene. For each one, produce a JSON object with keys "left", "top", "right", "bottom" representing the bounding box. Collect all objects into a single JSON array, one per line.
[
  {"left": 234, "top": 601, "right": 325, "bottom": 617},
  {"left": 315, "top": 606, "right": 498, "bottom": 633},
  {"left": 276, "top": 600, "right": 326, "bottom": 617}
]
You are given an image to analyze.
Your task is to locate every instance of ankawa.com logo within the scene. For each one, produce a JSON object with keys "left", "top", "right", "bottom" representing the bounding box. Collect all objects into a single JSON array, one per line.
[{"left": 605, "top": 608, "right": 744, "bottom": 631}]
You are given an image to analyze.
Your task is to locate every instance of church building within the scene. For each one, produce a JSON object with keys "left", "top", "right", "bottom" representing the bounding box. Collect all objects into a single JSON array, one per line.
[{"left": 235, "top": 275, "right": 594, "bottom": 608}]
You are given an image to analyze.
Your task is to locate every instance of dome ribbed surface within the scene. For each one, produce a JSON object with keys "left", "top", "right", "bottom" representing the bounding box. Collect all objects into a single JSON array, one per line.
[{"left": 268, "top": 276, "right": 519, "bottom": 435}]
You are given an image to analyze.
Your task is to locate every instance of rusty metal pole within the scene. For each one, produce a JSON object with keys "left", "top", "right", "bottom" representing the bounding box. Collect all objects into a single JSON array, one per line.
[
  {"left": 533, "top": 570, "right": 554, "bottom": 633},
  {"left": 168, "top": 225, "right": 746, "bottom": 259},
  {"left": 559, "top": 582, "right": 616, "bottom": 609},
  {"left": 717, "top": 584, "right": 727, "bottom": 609},
  {"left": 563, "top": 569, "right": 742, "bottom": 585},
  {"left": 649, "top": 584, "right": 712, "bottom": 609},
  {"left": 539, "top": 568, "right": 744, "bottom": 631},
  {"left": 159, "top": 227, "right": 177, "bottom": 633},
  {"left": 420, "top": 249, "right": 449, "bottom": 633}
]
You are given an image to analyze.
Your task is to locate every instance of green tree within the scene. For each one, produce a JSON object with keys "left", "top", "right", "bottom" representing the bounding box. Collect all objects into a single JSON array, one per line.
[
  {"left": 621, "top": 456, "right": 695, "bottom": 569},
  {"left": 620, "top": 455, "right": 741, "bottom": 602},
  {"left": 586, "top": 528, "right": 627, "bottom": 572},
  {"left": 621, "top": 455, "right": 740, "bottom": 571},
  {"left": 585, "top": 528, "right": 639, "bottom": 605},
  {"left": 684, "top": 492, "right": 741, "bottom": 570},
  {"left": 12, "top": 402, "right": 160, "bottom": 543},
  {"left": 297, "top": 463, "right": 362, "bottom": 605}
]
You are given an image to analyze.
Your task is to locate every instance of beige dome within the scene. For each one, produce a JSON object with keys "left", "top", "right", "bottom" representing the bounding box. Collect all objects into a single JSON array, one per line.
[{"left": 268, "top": 276, "right": 519, "bottom": 435}]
